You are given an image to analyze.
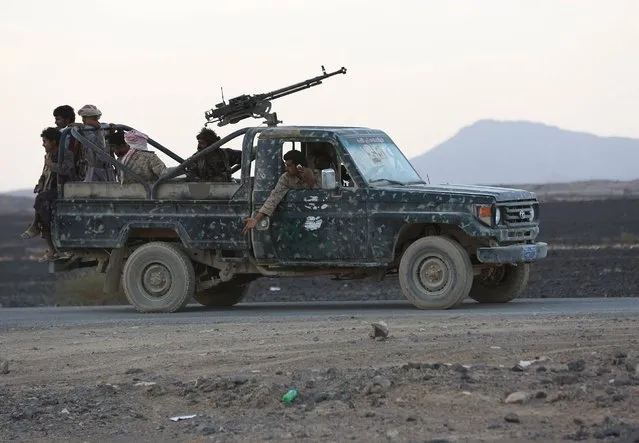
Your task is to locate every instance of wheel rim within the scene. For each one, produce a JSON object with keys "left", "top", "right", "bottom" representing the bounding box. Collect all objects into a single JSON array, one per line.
[
  {"left": 414, "top": 254, "right": 452, "bottom": 298},
  {"left": 141, "top": 263, "right": 172, "bottom": 298}
]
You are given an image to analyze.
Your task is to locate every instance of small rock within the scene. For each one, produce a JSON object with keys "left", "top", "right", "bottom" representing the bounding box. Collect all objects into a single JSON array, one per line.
[
  {"left": 553, "top": 374, "right": 579, "bottom": 385},
  {"left": 487, "top": 422, "right": 502, "bottom": 429},
  {"left": 567, "top": 359, "right": 586, "bottom": 372},
  {"left": 364, "top": 411, "right": 376, "bottom": 417},
  {"left": 0, "top": 359, "right": 8, "bottom": 375},
  {"left": 612, "top": 375, "right": 631, "bottom": 386},
  {"left": 313, "top": 392, "right": 331, "bottom": 403},
  {"left": 402, "top": 362, "right": 422, "bottom": 370},
  {"left": 504, "top": 413, "right": 520, "bottom": 423},
  {"left": 370, "top": 321, "right": 389, "bottom": 339},
  {"left": 372, "top": 375, "right": 391, "bottom": 390},
  {"left": 504, "top": 391, "right": 531, "bottom": 404},
  {"left": 406, "top": 416, "right": 417, "bottom": 422},
  {"left": 535, "top": 391, "right": 547, "bottom": 399},
  {"left": 611, "top": 392, "right": 627, "bottom": 402},
  {"left": 564, "top": 429, "right": 590, "bottom": 441},
  {"left": 197, "top": 424, "right": 217, "bottom": 436},
  {"left": 573, "top": 418, "right": 584, "bottom": 426},
  {"left": 536, "top": 366, "right": 547, "bottom": 373},
  {"left": 425, "top": 439, "right": 450, "bottom": 443},
  {"left": 305, "top": 379, "right": 316, "bottom": 389},
  {"left": 231, "top": 374, "right": 249, "bottom": 385},
  {"left": 125, "top": 368, "right": 143, "bottom": 375},
  {"left": 386, "top": 429, "right": 399, "bottom": 439}
]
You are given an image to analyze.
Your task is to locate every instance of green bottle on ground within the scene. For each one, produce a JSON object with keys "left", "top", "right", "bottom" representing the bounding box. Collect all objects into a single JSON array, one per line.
[{"left": 282, "top": 389, "right": 297, "bottom": 404}]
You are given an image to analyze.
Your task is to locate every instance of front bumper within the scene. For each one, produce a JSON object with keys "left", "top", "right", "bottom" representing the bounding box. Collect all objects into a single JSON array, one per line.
[{"left": 476, "top": 242, "right": 548, "bottom": 264}]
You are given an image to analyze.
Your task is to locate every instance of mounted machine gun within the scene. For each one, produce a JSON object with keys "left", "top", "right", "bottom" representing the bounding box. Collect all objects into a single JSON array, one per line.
[{"left": 204, "top": 65, "right": 347, "bottom": 127}]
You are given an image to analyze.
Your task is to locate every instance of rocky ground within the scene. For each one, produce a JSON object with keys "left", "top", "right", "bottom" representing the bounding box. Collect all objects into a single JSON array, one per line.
[{"left": 1, "top": 313, "right": 638, "bottom": 442}]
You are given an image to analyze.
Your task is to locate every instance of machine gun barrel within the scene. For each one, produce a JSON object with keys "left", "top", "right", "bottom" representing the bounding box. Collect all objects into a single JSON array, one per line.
[
  {"left": 204, "top": 65, "right": 347, "bottom": 127},
  {"left": 257, "top": 66, "right": 347, "bottom": 101}
]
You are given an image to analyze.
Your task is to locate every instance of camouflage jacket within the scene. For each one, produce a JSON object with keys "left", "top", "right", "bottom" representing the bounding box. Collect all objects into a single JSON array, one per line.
[
  {"left": 258, "top": 169, "right": 322, "bottom": 217},
  {"left": 184, "top": 148, "right": 242, "bottom": 182},
  {"left": 119, "top": 150, "right": 168, "bottom": 185}
]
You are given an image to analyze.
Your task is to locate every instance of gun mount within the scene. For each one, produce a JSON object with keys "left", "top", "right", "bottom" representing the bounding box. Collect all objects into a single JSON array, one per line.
[{"left": 204, "top": 65, "right": 347, "bottom": 127}]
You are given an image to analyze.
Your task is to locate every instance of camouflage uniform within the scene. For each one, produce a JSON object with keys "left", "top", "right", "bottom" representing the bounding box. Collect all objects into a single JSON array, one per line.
[
  {"left": 258, "top": 170, "right": 322, "bottom": 216},
  {"left": 185, "top": 148, "right": 242, "bottom": 182},
  {"left": 76, "top": 124, "right": 116, "bottom": 182},
  {"left": 119, "top": 150, "right": 168, "bottom": 185}
]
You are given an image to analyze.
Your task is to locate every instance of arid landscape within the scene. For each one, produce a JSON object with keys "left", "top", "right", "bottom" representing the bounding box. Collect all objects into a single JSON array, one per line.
[{"left": 2, "top": 190, "right": 639, "bottom": 442}]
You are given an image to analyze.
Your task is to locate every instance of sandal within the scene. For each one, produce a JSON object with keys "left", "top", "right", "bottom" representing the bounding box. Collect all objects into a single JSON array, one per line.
[
  {"left": 38, "top": 250, "right": 58, "bottom": 263},
  {"left": 20, "top": 225, "right": 41, "bottom": 239}
]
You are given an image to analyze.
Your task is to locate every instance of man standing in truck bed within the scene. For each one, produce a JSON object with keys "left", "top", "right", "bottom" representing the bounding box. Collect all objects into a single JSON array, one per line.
[
  {"left": 185, "top": 128, "right": 242, "bottom": 182},
  {"left": 243, "top": 150, "right": 320, "bottom": 233}
]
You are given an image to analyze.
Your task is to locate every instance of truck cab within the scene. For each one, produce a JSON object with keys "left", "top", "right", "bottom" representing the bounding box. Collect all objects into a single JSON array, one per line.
[{"left": 51, "top": 123, "right": 547, "bottom": 312}]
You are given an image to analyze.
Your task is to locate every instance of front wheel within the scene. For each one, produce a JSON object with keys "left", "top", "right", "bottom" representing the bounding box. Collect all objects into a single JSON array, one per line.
[
  {"left": 122, "top": 242, "right": 195, "bottom": 313},
  {"left": 398, "top": 236, "right": 473, "bottom": 310},
  {"left": 468, "top": 263, "right": 530, "bottom": 303}
]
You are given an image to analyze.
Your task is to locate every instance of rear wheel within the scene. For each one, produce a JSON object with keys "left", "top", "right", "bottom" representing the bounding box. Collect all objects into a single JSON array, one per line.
[
  {"left": 398, "top": 236, "right": 473, "bottom": 310},
  {"left": 122, "top": 242, "right": 195, "bottom": 313},
  {"left": 468, "top": 264, "right": 530, "bottom": 303},
  {"left": 193, "top": 276, "right": 256, "bottom": 308}
]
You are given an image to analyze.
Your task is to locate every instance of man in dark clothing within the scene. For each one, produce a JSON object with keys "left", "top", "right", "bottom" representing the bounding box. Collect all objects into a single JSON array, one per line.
[
  {"left": 184, "top": 128, "right": 242, "bottom": 182},
  {"left": 53, "top": 105, "right": 84, "bottom": 180},
  {"left": 21, "top": 127, "right": 75, "bottom": 261}
]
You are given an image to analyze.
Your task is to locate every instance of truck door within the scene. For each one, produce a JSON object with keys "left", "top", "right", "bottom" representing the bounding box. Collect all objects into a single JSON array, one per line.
[{"left": 251, "top": 138, "right": 368, "bottom": 264}]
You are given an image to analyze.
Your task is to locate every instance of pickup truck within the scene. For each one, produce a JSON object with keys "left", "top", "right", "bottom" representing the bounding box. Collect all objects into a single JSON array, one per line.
[{"left": 51, "top": 123, "right": 548, "bottom": 312}]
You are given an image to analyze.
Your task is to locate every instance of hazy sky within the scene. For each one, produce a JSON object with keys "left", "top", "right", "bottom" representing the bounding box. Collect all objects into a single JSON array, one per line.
[{"left": 1, "top": 0, "right": 638, "bottom": 192}]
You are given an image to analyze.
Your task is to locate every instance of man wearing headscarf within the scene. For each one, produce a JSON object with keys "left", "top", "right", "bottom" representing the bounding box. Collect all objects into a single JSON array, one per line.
[
  {"left": 184, "top": 127, "right": 242, "bottom": 182},
  {"left": 111, "top": 129, "right": 170, "bottom": 184},
  {"left": 74, "top": 104, "right": 116, "bottom": 182}
]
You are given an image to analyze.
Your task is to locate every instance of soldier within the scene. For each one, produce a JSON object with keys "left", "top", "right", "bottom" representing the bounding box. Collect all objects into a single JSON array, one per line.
[
  {"left": 74, "top": 104, "right": 116, "bottom": 182},
  {"left": 111, "top": 129, "right": 170, "bottom": 184},
  {"left": 53, "top": 105, "right": 82, "bottom": 180},
  {"left": 22, "top": 127, "right": 75, "bottom": 261},
  {"left": 185, "top": 128, "right": 242, "bottom": 182},
  {"left": 243, "top": 150, "right": 320, "bottom": 233}
]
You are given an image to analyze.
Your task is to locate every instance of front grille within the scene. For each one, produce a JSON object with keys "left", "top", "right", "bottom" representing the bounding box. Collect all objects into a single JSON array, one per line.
[{"left": 499, "top": 202, "right": 537, "bottom": 227}]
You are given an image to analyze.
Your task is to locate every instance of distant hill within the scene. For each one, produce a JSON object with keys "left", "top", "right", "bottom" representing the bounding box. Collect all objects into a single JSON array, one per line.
[
  {"left": 0, "top": 194, "right": 33, "bottom": 215},
  {"left": 3, "top": 189, "right": 35, "bottom": 198},
  {"left": 410, "top": 120, "right": 639, "bottom": 185}
]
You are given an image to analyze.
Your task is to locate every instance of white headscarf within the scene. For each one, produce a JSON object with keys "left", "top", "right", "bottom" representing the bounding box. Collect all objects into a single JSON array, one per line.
[{"left": 124, "top": 130, "right": 149, "bottom": 151}]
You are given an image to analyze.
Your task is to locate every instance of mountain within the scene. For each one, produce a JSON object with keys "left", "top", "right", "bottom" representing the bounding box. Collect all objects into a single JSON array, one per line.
[
  {"left": 3, "top": 189, "right": 36, "bottom": 198},
  {"left": 410, "top": 120, "right": 639, "bottom": 185},
  {"left": 0, "top": 194, "right": 33, "bottom": 214}
]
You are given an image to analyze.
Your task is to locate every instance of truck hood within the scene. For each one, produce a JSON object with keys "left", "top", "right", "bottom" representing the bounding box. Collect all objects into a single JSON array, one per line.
[{"left": 372, "top": 183, "right": 537, "bottom": 202}]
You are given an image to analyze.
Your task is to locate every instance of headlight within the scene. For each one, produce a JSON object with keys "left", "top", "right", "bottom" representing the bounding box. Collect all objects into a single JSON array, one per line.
[
  {"left": 530, "top": 206, "right": 535, "bottom": 221},
  {"left": 475, "top": 204, "right": 494, "bottom": 226},
  {"left": 495, "top": 207, "right": 502, "bottom": 225}
]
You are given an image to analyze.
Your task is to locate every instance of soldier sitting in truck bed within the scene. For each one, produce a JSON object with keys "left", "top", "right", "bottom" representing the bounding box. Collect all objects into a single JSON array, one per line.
[
  {"left": 110, "top": 129, "right": 170, "bottom": 184},
  {"left": 184, "top": 128, "right": 242, "bottom": 182},
  {"left": 243, "top": 150, "right": 320, "bottom": 233}
]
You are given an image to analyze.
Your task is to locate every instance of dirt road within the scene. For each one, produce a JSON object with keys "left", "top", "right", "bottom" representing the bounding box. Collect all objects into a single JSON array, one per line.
[{"left": 1, "top": 301, "right": 638, "bottom": 442}]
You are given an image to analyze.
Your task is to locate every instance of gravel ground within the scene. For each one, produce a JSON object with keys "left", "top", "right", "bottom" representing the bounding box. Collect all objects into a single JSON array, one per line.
[{"left": 1, "top": 313, "right": 638, "bottom": 442}]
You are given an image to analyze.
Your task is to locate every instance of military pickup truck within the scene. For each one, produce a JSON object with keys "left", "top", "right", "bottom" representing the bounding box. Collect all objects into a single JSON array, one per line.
[{"left": 51, "top": 123, "right": 548, "bottom": 313}]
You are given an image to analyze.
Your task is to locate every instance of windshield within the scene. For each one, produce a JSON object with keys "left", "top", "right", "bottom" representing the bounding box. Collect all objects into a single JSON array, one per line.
[{"left": 340, "top": 134, "right": 423, "bottom": 185}]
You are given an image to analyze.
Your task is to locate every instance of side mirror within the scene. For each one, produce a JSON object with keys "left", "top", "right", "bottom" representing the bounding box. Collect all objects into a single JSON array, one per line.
[{"left": 321, "top": 168, "right": 337, "bottom": 190}]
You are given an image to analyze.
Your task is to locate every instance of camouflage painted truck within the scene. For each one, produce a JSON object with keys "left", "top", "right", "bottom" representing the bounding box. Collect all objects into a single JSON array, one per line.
[{"left": 49, "top": 66, "right": 548, "bottom": 312}]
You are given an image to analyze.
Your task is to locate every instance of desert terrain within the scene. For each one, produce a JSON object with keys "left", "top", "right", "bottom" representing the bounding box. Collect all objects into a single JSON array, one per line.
[{"left": 1, "top": 196, "right": 639, "bottom": 442}]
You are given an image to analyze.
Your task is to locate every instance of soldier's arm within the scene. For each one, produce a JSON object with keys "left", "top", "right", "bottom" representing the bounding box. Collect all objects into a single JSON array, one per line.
[
  {"left": 257, "top": 174, "right": 290, "bottom": 217},
  {"left": 150, "top": 154, "right": 168, "bottom": 177}
]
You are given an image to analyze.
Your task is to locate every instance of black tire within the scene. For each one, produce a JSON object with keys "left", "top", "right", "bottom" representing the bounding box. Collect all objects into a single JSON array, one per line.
[
  {"left": 398, "top": 236, "right": 473, "bottom": 310},
  {"left": 193, "top": 276, "right": 256, "bottom": 308},
  {"left": 468, "top": 263, "right": 530, "bottom": 304},
  {"left": 121, "top": 242, "right": 195, "bottom": 313}
]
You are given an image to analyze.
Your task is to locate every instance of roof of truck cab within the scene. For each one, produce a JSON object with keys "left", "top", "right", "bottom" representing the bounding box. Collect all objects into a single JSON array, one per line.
[{"left": 254, "top": 125, "right": 389, "bottom": 137}]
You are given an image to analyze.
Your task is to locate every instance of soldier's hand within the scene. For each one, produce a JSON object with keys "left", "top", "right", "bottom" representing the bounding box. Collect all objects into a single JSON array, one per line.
[
  {"left": 243, "top": 217, "right": 258, "bottom": 234},
  {"left": 44, "top": 157, "right": 53, "bottom": 167}
]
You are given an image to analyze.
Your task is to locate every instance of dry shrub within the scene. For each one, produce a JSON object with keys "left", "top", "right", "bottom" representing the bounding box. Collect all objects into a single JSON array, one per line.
[{"left": 54, "top": 273, "right": 128, "bottom": 306}]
